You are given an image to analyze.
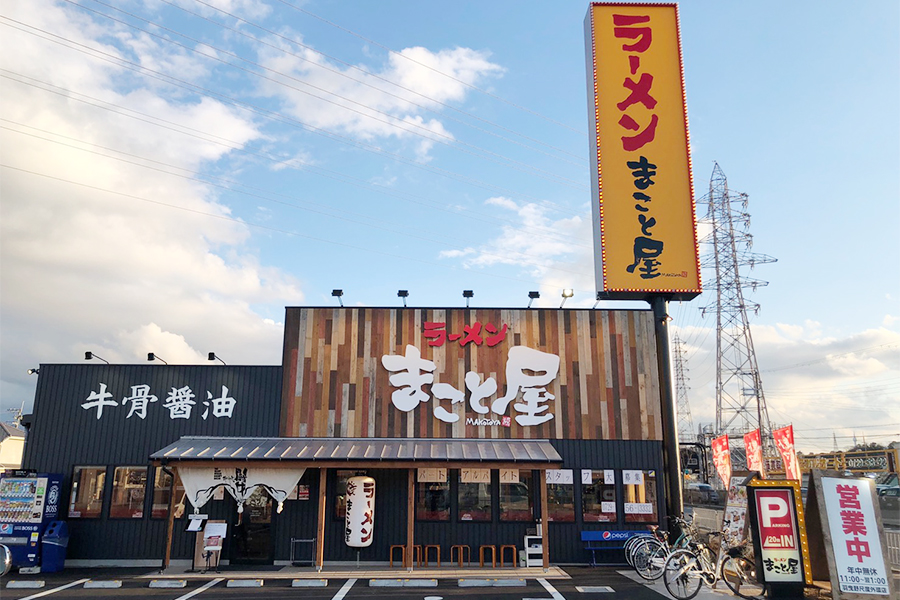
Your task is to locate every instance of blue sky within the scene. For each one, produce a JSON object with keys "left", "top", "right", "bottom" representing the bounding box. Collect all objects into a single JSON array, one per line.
[{"left": 1, "top": 0, "right": 897, "bottom": 452}]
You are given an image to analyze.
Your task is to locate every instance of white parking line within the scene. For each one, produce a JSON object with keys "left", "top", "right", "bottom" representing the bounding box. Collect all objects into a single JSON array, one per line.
[
  {"left": 173, "top": 577, "right": 224, "bottom": 600},
  {"left": 332, "top": 578, "right": 357, "bottom": 600},
  {"left": 538, "top": 578, "right": 566, "bottom": 599},
  {"left": 18, "top": 579, "right": 90, "bottom": 600}
]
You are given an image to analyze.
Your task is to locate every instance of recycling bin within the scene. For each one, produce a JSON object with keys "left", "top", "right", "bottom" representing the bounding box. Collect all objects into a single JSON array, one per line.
[{"left": 40, "top": 521, "right": 68, "bottom": 573}]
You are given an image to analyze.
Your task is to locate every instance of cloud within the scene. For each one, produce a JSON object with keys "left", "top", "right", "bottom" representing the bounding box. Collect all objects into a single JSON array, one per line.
[
  {"left": 0, "top": 1, "right": 302, "bottom": 414},
  {"left": 255, "top": 36, "right": 502, "bottom": 156}
]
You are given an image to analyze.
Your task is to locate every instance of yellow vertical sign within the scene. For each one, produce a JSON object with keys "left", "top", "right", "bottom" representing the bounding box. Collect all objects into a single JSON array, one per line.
[{"left": 585, "top": 3, "right": 701, "bottom": 299}]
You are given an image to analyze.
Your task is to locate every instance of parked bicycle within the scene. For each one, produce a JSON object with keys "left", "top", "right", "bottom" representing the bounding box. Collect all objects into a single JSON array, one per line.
[
  {"left": 662, "top": 534, "right": 765, "bottom": 600},
  {"left": 630, "top": 516, "right": 696, "bottom": 581}
]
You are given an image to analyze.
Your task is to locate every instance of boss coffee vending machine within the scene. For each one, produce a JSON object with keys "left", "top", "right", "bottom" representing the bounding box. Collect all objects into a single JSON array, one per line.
[{"left": 0, "top": 471, "right": 63, "bottom": 572}]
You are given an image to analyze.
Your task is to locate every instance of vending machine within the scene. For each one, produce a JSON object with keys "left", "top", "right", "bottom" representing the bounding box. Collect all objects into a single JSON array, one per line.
[{"left": 0, "top": 471, "right": 63, "bottom": 572}]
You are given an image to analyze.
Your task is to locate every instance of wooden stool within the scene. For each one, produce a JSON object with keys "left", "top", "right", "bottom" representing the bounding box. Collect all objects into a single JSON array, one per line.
[
  {"left": 413, "top": 544, "right": 422, "bottom": 567},
  {"left": 424, "top": 544, "right": 441, "bottom": 567},
  {"left": 389, "top": 544, "right": 405, "bottom": 568},
  {"left": 478, "top": 544, "right": 496, "bottom": 568},
  {"left": 500, "top": 544, "right": 517, "bottom": 567},
  {"left": 451, "top": 544, "right": 470, "bottom": 567}
]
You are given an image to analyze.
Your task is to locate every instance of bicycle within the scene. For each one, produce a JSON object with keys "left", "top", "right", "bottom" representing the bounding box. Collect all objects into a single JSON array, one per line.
[
  {"left": 631, "top": 516, "right": 696, "bottom": 581},
  {"left": 662, "top": 534, "right": 765, "bottom": 600}
]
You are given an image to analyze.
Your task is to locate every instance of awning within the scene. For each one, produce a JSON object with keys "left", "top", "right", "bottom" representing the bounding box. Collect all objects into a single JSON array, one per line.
[{"left": 151, "top": 436, "right": 562, "bottom": 468}]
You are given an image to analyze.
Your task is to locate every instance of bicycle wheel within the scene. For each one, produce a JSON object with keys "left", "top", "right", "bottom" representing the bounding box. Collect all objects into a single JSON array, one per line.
[
  {"left": 721, "top": 555, "right": 765, "bottom": 599},
  {"left": 663, "top": 549, "right": 704, "bottom": 600},
  {"left": 634, "top": 538, "right": 668, "bottom": 580},
  {"left": 624, "top": 534, "right": 653, "bottom": 567}
]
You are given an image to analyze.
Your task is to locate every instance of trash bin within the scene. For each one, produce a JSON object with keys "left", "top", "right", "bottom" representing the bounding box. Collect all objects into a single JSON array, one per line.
[{"left": 41, "top": 521, "right": 68, "bottom": 573}]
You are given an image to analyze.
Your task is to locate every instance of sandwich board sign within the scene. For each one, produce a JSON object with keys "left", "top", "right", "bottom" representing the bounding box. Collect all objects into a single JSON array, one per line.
[{"left": 804, "top": 470, "right": 895, "bottom": 598}]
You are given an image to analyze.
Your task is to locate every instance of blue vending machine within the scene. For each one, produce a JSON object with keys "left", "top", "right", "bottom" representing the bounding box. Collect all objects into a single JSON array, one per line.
[{"left": 0, "top": 471, "right": 63, "bottom": 573}]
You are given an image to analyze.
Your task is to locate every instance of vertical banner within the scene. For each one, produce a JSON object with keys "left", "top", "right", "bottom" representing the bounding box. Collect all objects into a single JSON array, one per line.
[
  {"left": 584, "top": 3, "right": 701, "bottom": 300},
  {"left": 711, "top": 434, "right": 732, "bottom": 486},
  {"left": 821, "top": 477, "right": 891, "bottom": 596},
  {"left": 743, "top": 428, "right": 765, "bottom": 477},
  {"left": 773, "top": 425, "right": 801, "bottom": 481}
]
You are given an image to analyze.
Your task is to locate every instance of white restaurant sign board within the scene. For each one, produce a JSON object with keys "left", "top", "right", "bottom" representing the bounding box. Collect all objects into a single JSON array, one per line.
[{"left": 822, "top": 477, "right": 891, "bottom": 597}]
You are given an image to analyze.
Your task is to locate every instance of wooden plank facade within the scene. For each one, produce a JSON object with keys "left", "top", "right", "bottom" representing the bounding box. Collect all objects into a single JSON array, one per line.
[{"left": 281, "top": 307, "right": 662, "bottom": 441}]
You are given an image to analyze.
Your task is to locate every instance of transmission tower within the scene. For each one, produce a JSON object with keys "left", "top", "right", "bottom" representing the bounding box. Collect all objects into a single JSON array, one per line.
[
  {"left": 700, "top": 164, "right": 777, "bottom": 464},
  {"left": 673, "top": 333, "right": 694, "bottom": 443}
]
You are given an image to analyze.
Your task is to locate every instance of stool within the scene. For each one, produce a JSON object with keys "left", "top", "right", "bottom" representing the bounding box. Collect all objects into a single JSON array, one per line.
[
  {"left": 500, "top": 544, "right": 517, "bottom": 567},
  {"left": 391, "top": 544, "right": 406, "bottom": 568},
  {"left": 390, "top": 544, "right": 422, "bottom": 567},
  {"left": 479, "top": 544, "right": 496, "bottom": 568},
  {"left": 451, "top": 544, "right": 470, "bottom": 567},
  {"left": 389, "top": 544, "right": 405, "bottom": 568},
  {"left": 424, "top": 544, "right": 441, "bottom": 567}
]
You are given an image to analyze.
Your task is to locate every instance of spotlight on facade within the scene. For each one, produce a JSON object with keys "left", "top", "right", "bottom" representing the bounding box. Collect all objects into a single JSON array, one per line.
[
  {"left": 27, "top": 368, "right": 40, "bottom": 375},
  {"left": 208, "top": 352, "right": 226, "bottom": 365},
  {"left": 84, "top": 351, "right": 109, "bottom": 364},
  {"left": 147, "top": 352, "right": 168, "bottom": 365},
  {"left": 593, "top": 291, "right": 606, "bottom": 309},
  {"left": 560, "top": 289, "right": 574, "bottom": 308},
  {"left": 527, "top": 291, "right": 540, "bottom": 308},
  {"left": 462, "top": 290, "right": 473, "bottom": 307},
  {"left": 397, "top": 290, "right": 409, "bottom": 307},
  {"left": 332, "top": 289, "right": 344, "bottom": 307}
]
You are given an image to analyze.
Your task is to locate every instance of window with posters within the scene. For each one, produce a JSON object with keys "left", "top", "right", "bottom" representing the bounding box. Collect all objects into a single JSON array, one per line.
[
  {"left": 500, "top": 470, "right": 533, "bottom": 522},
  {"left": 458, "top": 470, "right": 491, "bottom": 522},
  {"left": 109, "top": 466, "right": 147, "bottom": 519},
  {"left": 582, "top": 469, "right": 617, "bottom": 523},
  {"left": 68, "top": 466, "right": 106, "bottom": 519},
  {"left": 624, "top": 469, "right": 658, "bottom": 523}
]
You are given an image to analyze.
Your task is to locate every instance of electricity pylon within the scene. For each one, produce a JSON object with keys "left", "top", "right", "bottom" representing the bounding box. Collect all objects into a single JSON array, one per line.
[
  {"left": 700, "top": 164, "right": 777, "bottom": 464},
  {"left": 673, "top": 333, "right": 694, "bottom": 444}
]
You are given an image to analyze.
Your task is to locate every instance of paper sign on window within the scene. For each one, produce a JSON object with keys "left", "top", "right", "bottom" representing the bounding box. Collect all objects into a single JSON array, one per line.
[
  {"left": 604, "top": 470, "right": 615, "bottom": 484},
  {"left": 545, "top": 469, "right": 573, "bottom": 485},
  {"left": 417, "top": 468, "right": 447, "bottom": 483},
  {"left": 623, "top": 470, "right": 644, "bottom": 485},
  {"left": 461, "top": 469, "right": 490, "bottom": 483},
  {"left": 499, "top": 469, "right": 519, "bottom": 483}
]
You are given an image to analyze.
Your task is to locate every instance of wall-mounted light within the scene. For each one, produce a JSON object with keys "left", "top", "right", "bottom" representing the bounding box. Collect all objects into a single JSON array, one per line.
[
  {"left": 560, "top": 289, "right": 574, "bottom": 308},
  {"left": 208, "top": 352, "right": 226, "bottom": 365},
  {"left": 397, "top": 290, "right": 409, "bottom": 307},
  {"left": 332, "top": 289, "right": 343, "bottom": 307},
  {"left": 527, "top": 291, "right": 540, "bottom": 309},
  {"left": 593, "top": 291, "right": 608, "bottom": 309},
  {"left": 27, "top": 368, "right": 40, "bottom": 375},
  {"left": 84, "top": 351, "right": 109, "bottom": 364},
  {"left": 147, "top": 352, "right": 168, "bottom": 365},
  {"left": 462, "top": 290, "right": 473, "bottom": 308}
]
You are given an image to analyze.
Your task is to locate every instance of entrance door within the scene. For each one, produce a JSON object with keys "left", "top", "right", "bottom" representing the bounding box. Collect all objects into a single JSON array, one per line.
[{"left": 230, "top": 487, "right": 274, "bottom": 564}]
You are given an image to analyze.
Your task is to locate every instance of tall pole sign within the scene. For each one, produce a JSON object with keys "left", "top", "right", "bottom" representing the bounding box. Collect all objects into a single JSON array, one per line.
[{"left": 584, "top": 3, "right": 700, "bottom": 300}]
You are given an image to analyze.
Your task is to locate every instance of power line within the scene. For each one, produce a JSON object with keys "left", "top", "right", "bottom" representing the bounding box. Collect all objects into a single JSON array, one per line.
[{"left": 64, "top": 0, "right": 588, "bottom": 190}]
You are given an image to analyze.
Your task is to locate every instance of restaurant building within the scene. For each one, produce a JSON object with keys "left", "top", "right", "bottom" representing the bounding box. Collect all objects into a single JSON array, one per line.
[{"left": 21, "top": 306, "right": 669, "bottom": 567}]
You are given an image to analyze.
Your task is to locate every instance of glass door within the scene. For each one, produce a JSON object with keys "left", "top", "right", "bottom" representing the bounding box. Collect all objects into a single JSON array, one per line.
[{"left": 230, "top": 487, "right": 274, "bottom": 564}]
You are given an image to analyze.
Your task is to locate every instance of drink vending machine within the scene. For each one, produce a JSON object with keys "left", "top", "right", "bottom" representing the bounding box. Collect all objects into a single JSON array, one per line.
[{"left": 0, "top": 471, "right": 63, "bottom": 572}]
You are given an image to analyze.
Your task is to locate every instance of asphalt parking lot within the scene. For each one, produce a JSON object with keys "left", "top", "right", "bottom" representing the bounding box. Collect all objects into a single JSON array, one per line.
[{"left": 0, "top": 567, "right": 680, "bottom": 600}]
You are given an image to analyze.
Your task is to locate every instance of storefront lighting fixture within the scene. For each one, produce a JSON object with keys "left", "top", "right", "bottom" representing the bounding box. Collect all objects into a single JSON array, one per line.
[
  {"left": 397, "top": 290, "right": 409, "bottom": 307},
  {"left": 84, "top": 351, "right": 109, "bottom": 364},
  {"left": 560, "top": 289, "right": 574, "bottom": 308},
  {"left": 462, "top": 290, "right": 473, "bottom": 307},
  {"left": 208, "top": 352, "right": 226, "bottom": 365},
  {"left": 332, "top": 289, "right": 343, "bottom": 307},
  {"left": 27, "top": 368, "right": 40, "bottom": 375},
  {"left": 527, "top": 291, "right": 540, "bottom": 308},
  {"left": 147, "top": 352, "right": 167, "bottom": 365}
]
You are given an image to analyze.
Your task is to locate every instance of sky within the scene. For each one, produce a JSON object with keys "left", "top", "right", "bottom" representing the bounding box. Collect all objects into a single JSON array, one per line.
[{"left": 1, "top": 0, "right": 897, "bottom": 454}]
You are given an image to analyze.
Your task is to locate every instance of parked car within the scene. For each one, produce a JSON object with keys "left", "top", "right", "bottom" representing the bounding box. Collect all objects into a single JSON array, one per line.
[{"left": 685, "top": 482, "right": 720, "bottom": 505}]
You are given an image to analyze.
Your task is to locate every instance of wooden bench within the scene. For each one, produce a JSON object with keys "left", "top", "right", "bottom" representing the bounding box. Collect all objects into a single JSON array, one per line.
[{"left": 581, "top": 531, "right": 643, "bottom": 566}]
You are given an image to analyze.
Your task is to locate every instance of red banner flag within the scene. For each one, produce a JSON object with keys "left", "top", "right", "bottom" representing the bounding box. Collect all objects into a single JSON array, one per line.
[
  {"left": 711, "top": 434, "right": 732, "bottom": 486},
  {"left": 743, "top": 428, "right": 765, "bottom": 477},
  {"left": 773, "top": 425, "right": 801, "bottom": 481}
]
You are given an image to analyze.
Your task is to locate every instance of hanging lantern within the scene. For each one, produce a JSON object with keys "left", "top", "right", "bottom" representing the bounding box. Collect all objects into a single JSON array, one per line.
[{"left": 344, "top": 476, "right": 375, "bottom": 548}]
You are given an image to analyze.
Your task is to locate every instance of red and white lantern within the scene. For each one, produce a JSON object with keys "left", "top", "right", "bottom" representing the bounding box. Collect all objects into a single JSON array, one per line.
[{"left": 344, "top": 476, "right": 375, "bottom": 548}]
